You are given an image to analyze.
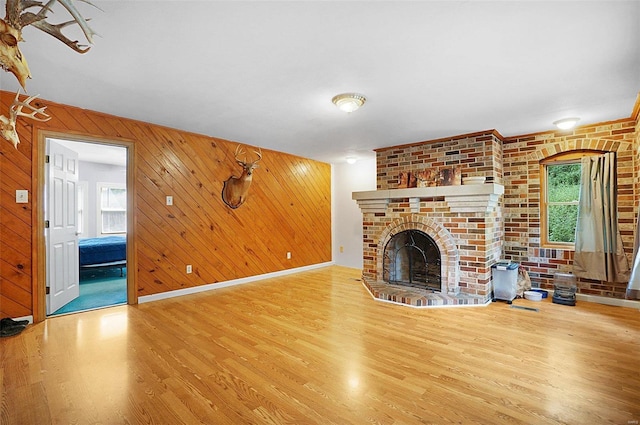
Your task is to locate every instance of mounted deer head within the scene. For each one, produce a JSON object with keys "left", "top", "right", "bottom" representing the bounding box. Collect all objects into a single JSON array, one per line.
[
  {"left": 0, "top": 0, "right": 99, "bottom": 88},
  {"left": 1, "top": 91, "right": 50, "bottom": 148},
  {"left": 221, "top": 144, "right": 262, "bottom": 209}
]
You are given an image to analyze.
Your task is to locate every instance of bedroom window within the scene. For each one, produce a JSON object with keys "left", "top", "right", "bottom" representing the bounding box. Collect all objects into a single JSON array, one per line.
[
  {"left": 77, "top": 182, "right": 88, "bottom": 235},
  {"left": 98, "top": 183, "right": 126, "bottom": 234},
  {"left": 540, "top": 150, "right": 600, "bottom": 247}
]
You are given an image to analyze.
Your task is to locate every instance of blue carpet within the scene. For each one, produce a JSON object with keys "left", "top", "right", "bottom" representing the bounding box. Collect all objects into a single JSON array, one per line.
[{"left": 51, "top": 268, "right": 127, "bottom": 315}]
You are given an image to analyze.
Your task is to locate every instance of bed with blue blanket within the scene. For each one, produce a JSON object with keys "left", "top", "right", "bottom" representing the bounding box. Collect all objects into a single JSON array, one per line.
[{"left": 79, "top": 236, "right": 127, "bottom": 276}]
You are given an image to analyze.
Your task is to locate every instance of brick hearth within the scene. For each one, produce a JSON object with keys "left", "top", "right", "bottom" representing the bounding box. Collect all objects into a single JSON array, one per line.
[{"left": 362, "top": 280, "right": 488, "bottom": 308}]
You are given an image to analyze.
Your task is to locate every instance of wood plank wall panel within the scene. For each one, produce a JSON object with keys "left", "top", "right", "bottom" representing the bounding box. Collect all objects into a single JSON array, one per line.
[
  {"left": 0, "top": 90, "right": 331, "bottom": 318},
  {"left": 0, "top": 89, "right": 35, "bottom": 317}
]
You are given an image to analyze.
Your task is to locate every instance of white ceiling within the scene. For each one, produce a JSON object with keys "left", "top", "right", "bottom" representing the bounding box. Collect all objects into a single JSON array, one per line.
[
  {"left": 49, "top": 138, "right": 127, "bottom": 166},
  {"left": 1, "top": 1, "right": 639, "bottom": 164}
]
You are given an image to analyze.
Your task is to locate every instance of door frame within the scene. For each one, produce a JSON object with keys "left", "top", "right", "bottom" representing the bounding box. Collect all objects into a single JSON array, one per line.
[{"left": 33, "top": 130, "right": 137, "bottom": 322}]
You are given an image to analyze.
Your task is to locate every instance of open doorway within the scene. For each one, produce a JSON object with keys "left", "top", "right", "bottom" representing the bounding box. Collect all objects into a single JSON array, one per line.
[{"left": 44, "top": 137, "right": 130, "bottom": 316}]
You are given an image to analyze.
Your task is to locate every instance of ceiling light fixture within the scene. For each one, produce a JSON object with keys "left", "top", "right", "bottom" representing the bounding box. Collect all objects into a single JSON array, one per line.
[
  {"left": 346, "top": 156, "right": 357, "bottom": 164},
  {"left": 332, "top": 93, "right": 366, "bottom": 113},
  {"left": 553, "top": 117, "right": 580, "bottom": 130}
]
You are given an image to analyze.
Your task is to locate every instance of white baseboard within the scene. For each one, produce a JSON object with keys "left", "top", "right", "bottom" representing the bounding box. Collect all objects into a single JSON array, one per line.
[
  {"left": 138, "top": 262, "right": 334, "bottom": 304},
  {"left": 11, "top": 315, "right": 34, "bottom": 324},
  {"left": 576, "top": 293, "right": 640, "bottom": 309}
]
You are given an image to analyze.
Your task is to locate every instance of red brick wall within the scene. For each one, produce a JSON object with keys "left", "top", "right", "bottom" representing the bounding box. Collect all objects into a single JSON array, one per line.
[
  {"left": 368, "top": 105, "right": 639, "bottom": 300},
  {"left": 375, "top": 130, "right": 504, "bottom": 190},
  {"left": 365, "top": 131, "right": 508, "bottom": 300},
  {"left": 503, "top": 119, "right": 637, "bottom": 298},
  {"left": 635, "top": 101, "right": 640, "bottom": 258}
]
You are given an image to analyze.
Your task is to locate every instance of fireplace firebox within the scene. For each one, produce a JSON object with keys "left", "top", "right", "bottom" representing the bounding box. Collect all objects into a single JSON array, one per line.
[{"left": 383, "top": 230, "right": 441, "bottom": 291}]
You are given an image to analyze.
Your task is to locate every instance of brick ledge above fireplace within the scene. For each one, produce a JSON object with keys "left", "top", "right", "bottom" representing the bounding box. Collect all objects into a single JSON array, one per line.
[{"left": 352, "top": 183, "right": 504, "bottom": 213}]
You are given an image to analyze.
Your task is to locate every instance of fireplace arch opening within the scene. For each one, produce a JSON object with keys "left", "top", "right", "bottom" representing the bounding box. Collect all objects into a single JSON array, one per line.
[{"left": 383, "top": 230, "right": 441, "bottom": 291}]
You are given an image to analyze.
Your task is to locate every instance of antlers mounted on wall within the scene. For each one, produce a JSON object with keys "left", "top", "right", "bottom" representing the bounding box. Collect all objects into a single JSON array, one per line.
[
  {"left": 0, "top": 0, "right": 98, "bottom": 147},
  {"left": 0, "top": 91, "right": 51, "bottom": 148},
  {"left": 222, "top": 144, "right": 263, "bottom": 209},
  {"left": 0, "top": 0, "right": 99, "bottom": 88}
]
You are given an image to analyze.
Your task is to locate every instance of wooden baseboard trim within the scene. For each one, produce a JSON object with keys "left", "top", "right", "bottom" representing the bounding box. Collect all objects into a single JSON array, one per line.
[{"left": 576, "top": 293, "right": 640, "bottom": 309}]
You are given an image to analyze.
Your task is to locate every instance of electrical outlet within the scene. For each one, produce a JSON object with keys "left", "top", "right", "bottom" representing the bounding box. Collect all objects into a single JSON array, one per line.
[
  {"left": 166, "top": 196, "right": 173, "bottom": 206},
  {"left": 16, "top": 190, "right": 28, "bottom": 204},
  {"left": 286, "top": 252, "right": 291, "bottom": 260},
  {"left": 186, "top": 264, "right": 192, "bottom": 274}
]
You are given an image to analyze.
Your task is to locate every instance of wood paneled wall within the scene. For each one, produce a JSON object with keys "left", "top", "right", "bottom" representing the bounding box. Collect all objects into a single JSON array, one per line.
[{"left": 0, "top": 90, "right": 331, "bottom": 319}]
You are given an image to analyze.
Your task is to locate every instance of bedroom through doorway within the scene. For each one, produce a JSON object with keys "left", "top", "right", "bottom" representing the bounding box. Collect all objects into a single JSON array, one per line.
[{"left": 45, "top": 138, "right": 130, "bottom": 316}]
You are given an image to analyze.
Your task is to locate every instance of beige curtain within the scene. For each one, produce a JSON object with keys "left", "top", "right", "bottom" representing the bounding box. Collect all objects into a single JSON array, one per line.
[
  {"left": 573, "top": 153, "right": 630, "bottom": 282},
  {"left": 626, "top": 212, "right": 640, "bottom": 299}
]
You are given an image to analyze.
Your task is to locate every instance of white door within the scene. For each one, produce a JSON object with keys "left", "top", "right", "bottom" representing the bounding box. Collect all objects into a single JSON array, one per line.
[{"left": 46, "top": 140, "right": 80, "bottom": 314}]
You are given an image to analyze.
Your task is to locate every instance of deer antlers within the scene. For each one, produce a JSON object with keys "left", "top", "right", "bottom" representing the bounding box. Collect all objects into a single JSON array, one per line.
[
  {"left": 1, "top": 0, "right": 99, "bottom": 88},
  {"left": 234, "top": 144, "right": 262, "bottom": 167},
  {"left": 0, "top": 91, "right": 51, "bottom": 148},
  {"left": 0, "top": 0, "right": 98, "bottom": 148}
]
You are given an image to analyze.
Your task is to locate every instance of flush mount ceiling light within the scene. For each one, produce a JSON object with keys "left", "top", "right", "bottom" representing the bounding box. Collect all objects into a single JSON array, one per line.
[
  {"left": 553, "top": 117, "right": 580, "bottom": 130},
  {"left": 346, "top": 156, "right": 357, "bottom": 164},
  {"left": 332, "top": 93, "right": 366, "bottom": 113}
]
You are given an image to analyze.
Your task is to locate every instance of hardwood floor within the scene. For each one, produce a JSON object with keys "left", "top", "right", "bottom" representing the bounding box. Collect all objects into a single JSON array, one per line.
[{"left": 2, "top": 266, "right": 639, "bottom": 424}]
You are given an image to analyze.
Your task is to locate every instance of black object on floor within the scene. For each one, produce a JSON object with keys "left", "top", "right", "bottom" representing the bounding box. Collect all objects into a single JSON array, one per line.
[
  {"left": 510, "top": 305, "right": 539, "bottom": 312},
  {"left": 0, "top": 317, "right": 28, "bottom": 338}
]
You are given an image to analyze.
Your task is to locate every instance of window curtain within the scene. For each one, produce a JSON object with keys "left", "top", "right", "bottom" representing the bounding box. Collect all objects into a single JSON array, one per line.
[
  {"left": 626, "top": 212, "right": 640, "bottom": 300},
  {"left": 573, "top": 152, "right": 630, "bottom": 282}
]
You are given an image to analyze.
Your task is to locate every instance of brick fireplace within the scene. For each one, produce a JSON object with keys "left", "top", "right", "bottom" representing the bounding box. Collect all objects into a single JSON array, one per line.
[{"left": 353, "top": 131, "right": 506, "bottom": 307}]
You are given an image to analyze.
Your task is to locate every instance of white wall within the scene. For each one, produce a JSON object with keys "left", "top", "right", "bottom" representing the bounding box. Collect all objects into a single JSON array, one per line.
[
  {"left": 332, "top": 158, "right": 377, "bottom": 269},
  {"left": 79, "top": 161, "right": 126, "bottom": 238}
]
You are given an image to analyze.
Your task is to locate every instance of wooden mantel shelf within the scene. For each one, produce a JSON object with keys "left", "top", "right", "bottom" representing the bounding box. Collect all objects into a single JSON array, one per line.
[{"left": 352, "top": 183, "right": 505, "bottom": 213}]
